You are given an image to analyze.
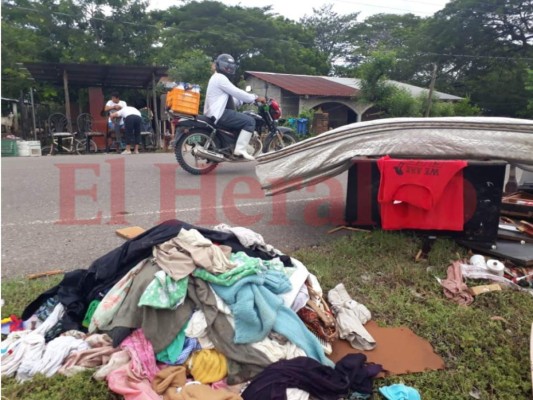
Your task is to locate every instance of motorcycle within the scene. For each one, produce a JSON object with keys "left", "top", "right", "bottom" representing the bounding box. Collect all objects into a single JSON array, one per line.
[{"left": 171, "top": 98, "right": 297, "bottom": 175}]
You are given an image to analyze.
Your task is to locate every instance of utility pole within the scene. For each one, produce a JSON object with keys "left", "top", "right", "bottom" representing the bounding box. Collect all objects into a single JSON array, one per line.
[
  {"left": 29, "top": 88, "right": 37, "bottom": 140},
  {"left": 425, "top": 63, "right": 438, "bottom": 117}
]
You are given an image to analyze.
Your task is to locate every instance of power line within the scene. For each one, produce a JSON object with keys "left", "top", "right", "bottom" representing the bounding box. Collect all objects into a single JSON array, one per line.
[{"left": 419, "top": 52, "right": 533, "bottom": 62}]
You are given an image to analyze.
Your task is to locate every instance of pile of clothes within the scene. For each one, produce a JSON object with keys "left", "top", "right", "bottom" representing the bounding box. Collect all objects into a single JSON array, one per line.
[{"left": 1, "top": 220, "right": 381, "bottom": 399}]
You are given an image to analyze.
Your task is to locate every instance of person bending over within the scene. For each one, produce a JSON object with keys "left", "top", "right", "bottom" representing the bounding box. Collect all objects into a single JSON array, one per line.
[{"left": 110, "top": 105, "right": 142, "bottom": 155}]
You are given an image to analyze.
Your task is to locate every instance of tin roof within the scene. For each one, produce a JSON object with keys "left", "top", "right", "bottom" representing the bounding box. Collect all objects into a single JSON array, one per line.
[
  {"left": 24, "top": 62, "right": 168, "bottom": 89},
  {"left": 245, "top": 71, "right": 358, "bottom": 97}
]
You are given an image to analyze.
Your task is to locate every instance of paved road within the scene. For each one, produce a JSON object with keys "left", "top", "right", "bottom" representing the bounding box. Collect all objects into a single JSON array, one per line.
[{"left": 1, "top": 153, "right": 349, "bottom": 278}]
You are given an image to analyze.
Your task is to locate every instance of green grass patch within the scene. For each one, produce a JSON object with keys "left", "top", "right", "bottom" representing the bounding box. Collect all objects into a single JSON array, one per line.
[{"left": 2, "top": 231, "right": 532, "bottom": 399}]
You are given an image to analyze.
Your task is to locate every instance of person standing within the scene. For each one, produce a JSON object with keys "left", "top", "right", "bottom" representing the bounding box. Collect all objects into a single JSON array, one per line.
[{"left": 109, "top": 105, "right": 142, "bottom": 154}]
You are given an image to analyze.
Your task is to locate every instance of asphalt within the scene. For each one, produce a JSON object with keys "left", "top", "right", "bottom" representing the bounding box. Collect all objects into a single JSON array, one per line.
[{"left": 1, "top": 152, "right": 349, "bottom": 279}]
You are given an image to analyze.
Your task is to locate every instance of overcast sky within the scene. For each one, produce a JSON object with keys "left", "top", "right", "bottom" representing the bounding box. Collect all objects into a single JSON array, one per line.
[{"left": 148, "top": 0, "right": 451, "bottom": 21}]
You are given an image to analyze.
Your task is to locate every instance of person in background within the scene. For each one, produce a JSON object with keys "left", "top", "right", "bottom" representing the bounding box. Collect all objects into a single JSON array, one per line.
[
  {"left": 104, "top": 92, "right": 127, "bottom": 145},
  {"left": 109, "top": 105, "right": 142, "bottom": 155},
  {"left": 204, "top": 53, "right": 266, "bottom": 161}
]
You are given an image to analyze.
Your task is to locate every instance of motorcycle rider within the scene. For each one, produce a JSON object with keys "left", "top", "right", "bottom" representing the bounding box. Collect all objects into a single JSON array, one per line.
[{"left": 204, "top": 54, "right": 266, "bottom": 161}]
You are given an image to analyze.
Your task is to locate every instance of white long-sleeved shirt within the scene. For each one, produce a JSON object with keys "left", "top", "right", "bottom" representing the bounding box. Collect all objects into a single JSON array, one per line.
[
  {"left": 203, "top": 72, "right": 256, "bottom": 122},
  {"left": 113, "top": 106, "right": 141, "bottom": 119}
]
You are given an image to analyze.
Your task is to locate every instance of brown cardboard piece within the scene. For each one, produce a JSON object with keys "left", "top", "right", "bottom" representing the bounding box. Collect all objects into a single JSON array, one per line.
[
  {"left": 329, "top": 321, "right": 445, "bottom": 376},
  {"left": 115, "top": 226, "right": 146, "bottom": 240},
  {"left": 469, "top": 283, "right": 502, "bottom": 296}
]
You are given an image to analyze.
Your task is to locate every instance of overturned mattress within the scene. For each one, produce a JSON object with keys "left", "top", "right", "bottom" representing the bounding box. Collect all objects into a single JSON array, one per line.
[{"left": 255, "top": 117, "right": 533, "bottom": 196}]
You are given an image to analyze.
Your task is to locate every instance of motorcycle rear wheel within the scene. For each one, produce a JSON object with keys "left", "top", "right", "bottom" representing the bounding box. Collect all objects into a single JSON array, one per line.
[
  {"left": 264, "top": 130, "right": 297, "bottom": 153},
  {"left": 175, "top": 130, "right": 219, "bottom": 175}
]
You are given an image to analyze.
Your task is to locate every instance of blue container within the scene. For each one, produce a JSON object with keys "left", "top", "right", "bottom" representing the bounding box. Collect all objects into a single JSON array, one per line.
[
  {"left": 287, "top": 118, "right": 297, "bottom": 130},
  {"left": 297, "top": 118, "right": 308, "bottom": 134}
]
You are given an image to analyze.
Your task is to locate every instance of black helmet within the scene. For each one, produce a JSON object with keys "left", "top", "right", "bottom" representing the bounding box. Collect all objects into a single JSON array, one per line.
[{"left": 215, "top": 54, "right": 237, "bottom": 77}]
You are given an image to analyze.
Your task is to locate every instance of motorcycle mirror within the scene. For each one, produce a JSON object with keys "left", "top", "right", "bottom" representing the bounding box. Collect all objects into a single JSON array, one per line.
[{"left": 245, "top": 85, "right": 252, "bottom": 92}]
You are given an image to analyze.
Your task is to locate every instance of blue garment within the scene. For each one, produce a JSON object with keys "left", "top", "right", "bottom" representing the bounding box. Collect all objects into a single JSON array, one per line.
[
  {"left": 379, "top": 384, "right": 421, "bottom": 400},
  {"left": 210, "top": 270, "right": 333, "bottom": 366}
]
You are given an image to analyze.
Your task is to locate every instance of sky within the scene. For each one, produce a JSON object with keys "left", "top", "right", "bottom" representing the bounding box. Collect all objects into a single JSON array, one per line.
[{"left": 148, "top": 0, "right": 452, "bottom": 21}]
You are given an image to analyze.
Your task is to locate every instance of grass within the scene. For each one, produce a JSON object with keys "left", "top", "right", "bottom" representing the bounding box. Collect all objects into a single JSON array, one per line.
[{"left": 2, "top": 230, "right": 532, "bottom": 399}]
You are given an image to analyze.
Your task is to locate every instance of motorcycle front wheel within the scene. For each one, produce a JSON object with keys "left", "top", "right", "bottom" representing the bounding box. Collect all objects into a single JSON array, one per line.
[
  {"left": 175, "top": 130, "right": 219, "bottom": 175},
  {"left": 263, "top": 130, "right": 297, "bottom": 153}
]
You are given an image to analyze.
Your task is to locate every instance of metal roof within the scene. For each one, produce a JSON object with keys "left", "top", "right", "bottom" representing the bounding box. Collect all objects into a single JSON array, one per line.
[
  {"left": 23, "top": 62, "right": 169, "bottom": 89},
  {"left": 246, "top": 72, "right": 462, "bottom": 101},
  {"left": 326, "top": 77, "right": 463, "bottom": 101},
  {"left": 245, "top": 71, "right": 358, "bottom": 97}
]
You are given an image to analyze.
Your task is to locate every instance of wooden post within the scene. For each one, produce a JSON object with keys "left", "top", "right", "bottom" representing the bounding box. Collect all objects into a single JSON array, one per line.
[
  {"left": 63, "top": 69, "right": 73, "bottom": 132},
  {"left": 425, "top": 63, "right": 438, "bottom": 117},
  {"left": 152, "top": 73, "right": 161, "bottom": 148}
]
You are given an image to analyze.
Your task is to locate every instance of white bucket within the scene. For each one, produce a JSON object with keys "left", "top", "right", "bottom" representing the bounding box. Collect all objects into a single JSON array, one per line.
[
  {"left": 27, "top": 141, "right": 41, "bottom": 157},
  {"left": 16, "top": 141, "right": 31, "bottom": 157}
]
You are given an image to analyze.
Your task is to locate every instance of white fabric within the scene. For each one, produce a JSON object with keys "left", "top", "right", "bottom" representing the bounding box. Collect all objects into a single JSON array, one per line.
[
  {"left": 29, "top": 336, "right": 89, "bottom": 378},
  {"left": 184, "top": 310, "right": 215, "bottom": 349},
  {"left": 15, "top": 333, "right": 46, "bottom": 382},
  {"left": 204, "top": 72, "right": 256, "bottom": 122},
  {"left": 92, "top": 350, "right": 131, "bottom": 381},
  {"left": 113, "top": 106, "right": 141, "bottom": 119},
  {"left": 251, "top": 335, "right": 306, "bottom": 363},
  {"left": 286, "top": 388, "right": 310, "bottom": 400},
  {"left": 34, "top": 303, "right": 65, "bottom": 336},
  {"left": 1, "top": 332, "right": 43, "bottom": 378},
  {"left": 327, "top": 283, "right": 376, "bottom": 351},
  {"left": 213, "top": 223, "right": 282, "bottom": 256},
  {"left": 279, "top": 258, "right": 310, "bottom": 311}
]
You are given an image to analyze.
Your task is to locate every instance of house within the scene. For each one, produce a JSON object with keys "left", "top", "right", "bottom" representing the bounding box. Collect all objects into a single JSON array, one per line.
[{"left": 244, "top": 71, "right": 463, "bottom": 130}]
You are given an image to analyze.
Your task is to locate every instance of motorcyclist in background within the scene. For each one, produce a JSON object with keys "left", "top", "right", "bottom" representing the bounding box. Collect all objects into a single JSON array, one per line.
[{"left": 204, "top": 53, "right": 266, "bottom": 161}]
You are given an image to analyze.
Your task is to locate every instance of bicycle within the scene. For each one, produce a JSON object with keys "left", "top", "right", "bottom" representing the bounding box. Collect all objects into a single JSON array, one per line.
[
  {"left": 41, "top": 112, "right": 98, "bottom": 155},
  {"left": 41, "top": 134, "right": 97, "bottom": 155}
]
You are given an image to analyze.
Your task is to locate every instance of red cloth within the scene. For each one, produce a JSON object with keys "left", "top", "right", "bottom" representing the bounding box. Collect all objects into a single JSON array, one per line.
[{"left": 377, "top": 156, "right": 467, "bottom": 231}]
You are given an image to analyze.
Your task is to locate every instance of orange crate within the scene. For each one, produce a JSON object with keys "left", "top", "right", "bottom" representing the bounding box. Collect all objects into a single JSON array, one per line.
[{"left": 169, "top": 88, "right": 200, "bottom": 115}]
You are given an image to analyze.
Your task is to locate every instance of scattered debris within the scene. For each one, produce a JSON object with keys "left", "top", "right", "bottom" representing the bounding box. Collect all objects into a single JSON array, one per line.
[{"left": 26, "top": 269, "right": 64, "bottom": 280}]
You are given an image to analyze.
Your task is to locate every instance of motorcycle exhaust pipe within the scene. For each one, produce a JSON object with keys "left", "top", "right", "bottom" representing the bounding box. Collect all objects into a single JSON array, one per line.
[{"left": 192, "top": 146, "right": 227, "bottom": 163}]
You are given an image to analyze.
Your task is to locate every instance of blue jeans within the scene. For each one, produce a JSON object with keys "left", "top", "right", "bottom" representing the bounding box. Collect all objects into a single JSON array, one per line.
[{"left": 216, "top": 109, "right": 255, "bottom": 132}]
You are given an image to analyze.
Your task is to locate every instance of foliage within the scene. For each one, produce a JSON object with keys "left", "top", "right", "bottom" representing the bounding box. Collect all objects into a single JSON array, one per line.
[
  {"left": 381, "top": 87, "right": 422, "bottom": 117},
  {"left": 521, "top": 69, "right": 533, "bottom": 117},
  {"left": 300, "top": 4, "right": 360, "bottom": 69},
  {"left": 452, "top": 97, "right": 483, "bottom": 116},
  {"left": 355, "top": 51, "right": 397, "bottom": 106},
  {"left": 415, "top": 0, "right": 533, "bottom": 116}
]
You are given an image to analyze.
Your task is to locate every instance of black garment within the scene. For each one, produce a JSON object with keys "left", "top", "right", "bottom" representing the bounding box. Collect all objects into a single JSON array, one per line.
[
  {"left": 124, "top": 114, "right": 142, "bottom": 145},
  {"left": 22, "top": 220, "right": 286, "bottom": 332},
  {"left": 241, "top": 354, "right": 382, "bottom": 400}
]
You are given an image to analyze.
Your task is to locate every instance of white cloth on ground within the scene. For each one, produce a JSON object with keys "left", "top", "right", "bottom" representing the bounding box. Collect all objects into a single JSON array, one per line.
[
  {"left": 327, "top": 283, "right": 376, "bottom": 351},
  {"left": 1, "top": 332, "right": 42, "bottom": 378},
  {"left": 29, "top": 335, "right": 89, "bottom": 378},
  {"left": 15, "top": 333, "right": 46, "bottom": 382}
]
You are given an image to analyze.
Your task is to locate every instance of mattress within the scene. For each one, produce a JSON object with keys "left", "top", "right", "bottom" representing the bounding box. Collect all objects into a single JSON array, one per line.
[{"left": 255, "top": 117, "right": 533, "bottom": 196}]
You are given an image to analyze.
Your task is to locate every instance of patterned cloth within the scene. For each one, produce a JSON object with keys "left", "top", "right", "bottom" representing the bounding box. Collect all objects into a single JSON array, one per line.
[{"left": 139, "top": 271, "right": 188, "bottom": 310}]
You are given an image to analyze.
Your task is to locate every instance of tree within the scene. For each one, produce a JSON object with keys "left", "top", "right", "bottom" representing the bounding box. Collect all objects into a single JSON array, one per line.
[
  {"left": 300, "top": 4, "right": 360, "bottom": 71},
  {"left": 416, "top": 0, "right": 533, "bottom": 116},
  {"left": 152, "top": 1, "right": 328, "bottom": 77}
]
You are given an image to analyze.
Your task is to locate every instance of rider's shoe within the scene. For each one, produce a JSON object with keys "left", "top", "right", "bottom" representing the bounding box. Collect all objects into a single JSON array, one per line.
[
  {"left": 234, "top": 130, "right": 255, "bottom": 161},
  {"left": 121, "top": 149, "right": 132, "bottom": 155}
]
